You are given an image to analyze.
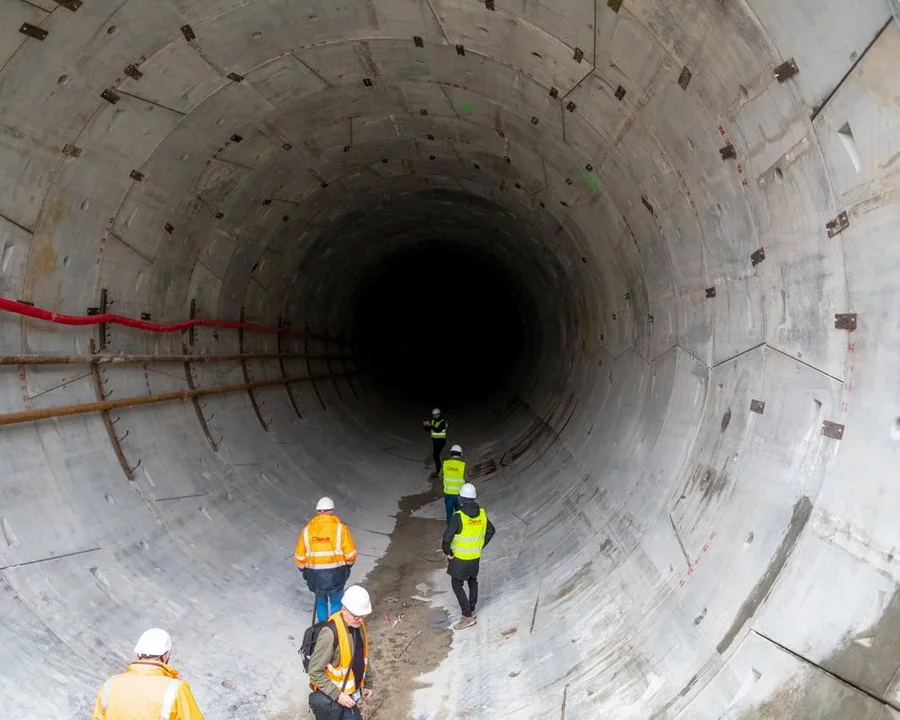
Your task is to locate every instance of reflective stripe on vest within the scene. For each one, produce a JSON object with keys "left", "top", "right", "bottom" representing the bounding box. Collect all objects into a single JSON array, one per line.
[
  {"left": 300, "top": 517, "right": 350, "bottom": 569},
  {"left": 430, "top": 419, "right": 447, "bottom": 439},
  {"left": 160, "top": 678, "right": 181, "bottom": 719},
  {"left": 442, "top": 459, "right": 466, "bottom": 495},
  {"left": 320, "top": 611, "right": 369, "bottom": 695},
  {"left": 450, "top": 508, "right": 487, "bottom": 560}
]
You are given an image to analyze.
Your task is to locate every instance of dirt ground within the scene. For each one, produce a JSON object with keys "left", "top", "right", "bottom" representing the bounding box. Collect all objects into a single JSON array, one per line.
[{"left": 358, "top": 479, "right": 455, "bottom": 719}]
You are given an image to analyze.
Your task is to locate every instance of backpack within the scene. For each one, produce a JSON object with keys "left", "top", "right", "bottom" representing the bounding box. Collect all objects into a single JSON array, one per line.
[{"left": 299, "top": 619, "right": 337, "bottom": 673}]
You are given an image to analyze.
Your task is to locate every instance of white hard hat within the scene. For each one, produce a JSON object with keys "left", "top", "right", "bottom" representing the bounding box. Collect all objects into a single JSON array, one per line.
[
  {"left": 460, "top": 483, "right": 477, "bottom": 499},
  {"left": 450, "top": 445, "right": 463, "bottom": 454},
  {"left": 342, "top": 585, "right": 372, "bottom": 616},
  {"left": 134, "top": 628, "right": 172, "bottom": 657},
  {"left": 432, "top": 408, "right": 441, "bottom": 415},
  {"left": 316, "top": 497, "right": 335, "bottom": 511}
]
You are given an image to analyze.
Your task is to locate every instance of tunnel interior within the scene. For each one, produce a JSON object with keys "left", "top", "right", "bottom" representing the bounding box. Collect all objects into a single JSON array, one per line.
[{"left": 0, "top": 1, "right": 899, "bottom": 719}]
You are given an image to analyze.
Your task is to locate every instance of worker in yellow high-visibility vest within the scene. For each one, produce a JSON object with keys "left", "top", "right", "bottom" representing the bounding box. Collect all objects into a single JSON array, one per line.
[
  {"left": 422, "top": 408, "right": 448, "bottom": 478},
  {"left": 440, "top": 445, "right": 466, "bottom": 525},
  {"left": 442, "top": 483, "right": 496, "bottom": 630}
]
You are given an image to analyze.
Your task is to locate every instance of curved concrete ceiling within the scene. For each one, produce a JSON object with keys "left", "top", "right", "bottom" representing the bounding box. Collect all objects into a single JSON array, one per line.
[{"left": 1, "top": 0, "right": 899, "bottom": 717}]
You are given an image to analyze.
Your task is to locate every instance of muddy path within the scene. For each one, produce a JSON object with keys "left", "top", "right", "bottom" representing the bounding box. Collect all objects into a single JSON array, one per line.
[{"left": 360, "top": 483, "right": 454, "bottom": 719}]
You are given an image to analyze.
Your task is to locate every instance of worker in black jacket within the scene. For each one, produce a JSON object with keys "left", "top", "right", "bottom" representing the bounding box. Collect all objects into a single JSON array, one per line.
[{"left": 441, "top": 482, "right": 496, "bottom": 630}]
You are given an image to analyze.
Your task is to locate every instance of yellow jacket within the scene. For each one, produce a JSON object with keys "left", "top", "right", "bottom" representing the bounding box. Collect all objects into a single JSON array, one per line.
[{"left": 92, "top": 660, "right": 204, "bottom": 720}]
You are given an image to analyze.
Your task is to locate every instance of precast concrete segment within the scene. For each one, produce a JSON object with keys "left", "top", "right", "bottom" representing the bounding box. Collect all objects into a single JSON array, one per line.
[{"left": 0, "top": 0, "right": 898, "bottom": 719}]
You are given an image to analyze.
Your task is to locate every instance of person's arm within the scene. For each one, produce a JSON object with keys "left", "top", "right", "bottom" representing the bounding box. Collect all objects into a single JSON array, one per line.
[
  {"left": 293, "top": 526, "right": 308, "bottom": 569},
  {"left": 174, "top": 680, "right": 205, "bottom": 720},
  {"left": 342, "top": 525, "right": 358, "bottom": 565},
  {"left": 308, "top": 626, "right": 340, "bottom": 701},
  {"left": 483, "top": 518, "right": 496, "bottom": 549},
  {"left": 442, "top": 514, "right": 460, "bottom": 556},
  {"left": 91, "top": 681, "right": 109, "bottom": 720}
]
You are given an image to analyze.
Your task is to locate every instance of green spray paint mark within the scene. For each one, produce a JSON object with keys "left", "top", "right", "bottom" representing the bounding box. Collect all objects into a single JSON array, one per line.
[
  {"left": 584, "top": 169, "right": 602, "bottom": 191},
  {"left": 459, "top": 101, "right": 472, "bottom": 114}
]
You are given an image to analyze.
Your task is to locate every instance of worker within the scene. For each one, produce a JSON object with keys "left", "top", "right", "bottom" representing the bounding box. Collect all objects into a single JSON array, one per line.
[
  {"left": 308, "top": 585, "right": 376, "bottom": 720},
  {"left": 295, "top": 497, "right": 359, "bottom": 623},
  {"left": 422, "top": 408, "right": 448, "bottom": 478},
  {"left": 442, "top": 483, "right": 496, "bottom": 630},
  {"left": 441, "top": 444, "right": 466, "bottom": 526},
  {"left": 92, "top": 628, "right": 204, "bottom": 719}
]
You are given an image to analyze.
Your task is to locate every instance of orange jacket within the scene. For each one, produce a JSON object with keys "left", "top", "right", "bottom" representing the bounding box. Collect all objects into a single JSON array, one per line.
[
  {"left": 92, "top": 660, "right": 204, "bottom": 720},
  {"left": 294, "top": 513, "right": 358, "bottom": 569}
]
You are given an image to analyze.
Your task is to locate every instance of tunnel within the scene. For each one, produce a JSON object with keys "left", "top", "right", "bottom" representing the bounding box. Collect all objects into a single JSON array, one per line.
[{"left": 1, "top": 0, "right": 899, "bottom": 718}]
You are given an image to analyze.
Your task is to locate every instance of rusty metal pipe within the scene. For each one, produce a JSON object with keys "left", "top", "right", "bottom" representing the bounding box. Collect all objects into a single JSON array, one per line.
[
  {"left": 0, "top": 353, "right": 347, "bottom": 366},
  {"left": 0, "top": 373, "right": 354, "bottom": 427}
]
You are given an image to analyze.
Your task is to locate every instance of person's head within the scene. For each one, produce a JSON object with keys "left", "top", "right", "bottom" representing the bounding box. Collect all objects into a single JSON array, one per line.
[
  {"left": 316, "top": 497, "right": 335, "bottom": 515},
  {"left": 450, "top": 444, "right": 463, "bottom": 457},
  {"left": 340, "top": 585, "right": 372, "bottom": 628},
  {"left": 459, "top": 483, "right": 477, "bottom": 502},
  {"left": 432, "top": 408, "right": 441, "bottom": 419},
  {"left": 134, "top": 628, "right": 172, "bottom": 665}
]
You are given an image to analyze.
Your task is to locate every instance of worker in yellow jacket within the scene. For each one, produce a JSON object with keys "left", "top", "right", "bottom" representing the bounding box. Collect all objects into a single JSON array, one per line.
[
  {"left": 295, "top": 496, "right": 359, "bottom": 622},
  {"left": 92, "top": 628, "right": 204, "bottom": 719}
]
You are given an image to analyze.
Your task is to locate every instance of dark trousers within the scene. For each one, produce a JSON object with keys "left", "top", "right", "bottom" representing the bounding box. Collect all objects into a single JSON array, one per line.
[
  {"left": 451, "top": 576, "right": 478, "bottom": 617},
  {"left": 432, "top": 438, "right": 446, "bottom": 472},
  {"left": 309, "top": 691, "right": 362, "bottom": 720},
  {"left": 444, "top": 494, "right": 459, "bottom": 525}
]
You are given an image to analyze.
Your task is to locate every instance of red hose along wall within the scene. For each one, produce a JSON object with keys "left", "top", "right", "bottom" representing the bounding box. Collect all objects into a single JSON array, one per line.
[{"left": 0, "top": 297, "right": 346, "bottom": 344}]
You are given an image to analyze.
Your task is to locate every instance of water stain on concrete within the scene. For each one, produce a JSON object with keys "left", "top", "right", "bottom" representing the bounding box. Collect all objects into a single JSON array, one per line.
[
  {"left": 716, "top": 495, "right": 813, "bottom": 654},
  {"left": 552, "top": 561, "right": 595, "bottom": 603}
]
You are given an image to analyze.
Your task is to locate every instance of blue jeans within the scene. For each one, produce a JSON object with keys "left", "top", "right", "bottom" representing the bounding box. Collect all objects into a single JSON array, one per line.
[
  {"left": 315, "top": 589, "right": 345, "bottom": 623},
  {"left": 444, "top": 494, "right": 460, "bottom": 526}
]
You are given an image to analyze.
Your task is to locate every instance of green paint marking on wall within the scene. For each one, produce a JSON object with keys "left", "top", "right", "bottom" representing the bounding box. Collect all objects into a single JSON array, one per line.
[
  {"left": 584, "top": 170, "right": 602, "bottom": 190},
  {"left": 460, "top": 102, "right": 472, "bottom": 114}
]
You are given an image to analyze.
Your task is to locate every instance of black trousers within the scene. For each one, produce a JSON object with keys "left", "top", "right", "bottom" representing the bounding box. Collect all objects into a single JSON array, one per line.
[
  {"left": 451, "top": 576, "right": 478, "bottom": 617},
  {"left": 432, "top": 438, "right": 446, "bottom": 472},
  {"left": 309, "top": 691, "right": 362, "bottom": 720}
]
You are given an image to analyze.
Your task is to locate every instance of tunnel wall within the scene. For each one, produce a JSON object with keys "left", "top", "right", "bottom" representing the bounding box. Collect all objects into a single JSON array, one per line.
[{"left": 1, "top": 0, "right": 899, "bottom": 718}]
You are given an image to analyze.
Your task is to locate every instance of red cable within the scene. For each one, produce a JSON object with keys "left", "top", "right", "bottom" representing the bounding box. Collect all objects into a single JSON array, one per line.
[{"left": 0, "top": 297, "right": 345, "bottom": 344}]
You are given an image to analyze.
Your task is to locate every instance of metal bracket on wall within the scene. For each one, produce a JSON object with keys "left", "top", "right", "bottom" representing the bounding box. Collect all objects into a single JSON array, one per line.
[
  {"left": 123, "top": 64, "right": 143, "bottom": 80},
  {"left": 822, "top": 421, "right": 845, "bottom": 440},
  {"left": 53, "top": 0, "right": 83, "bottom": 9},
  {"left": 19, "top": 23, "right": 48, "bottom": 40},
  {"left": 89, "top": 288, "right": 109, "bottom": 350},
  {"left": 607, "top": 0, "right": 623, "bottom": 12},
  {"left": 750, "top": 399, "right": 766, "bottom": 414},
  {"left": 678, "top": 66, "right": 692, "bottom": 90},
  {"left": 774, "top": 58, "right": 799, "bottom": 83},
  {"left": 826, "top": 211, "right": 849, "bottom": 237},
  {"left": 705, "top": 287, "right": 716, "bottom": 298},
  {"left": 751, "top": 247, "right": 765, "bottom": 266},
  {"left": 834, "top": 313, "right": 858, "bottom": 331},
  {"left": 719, "top": 144, "right": 736, "bottom": 160}
]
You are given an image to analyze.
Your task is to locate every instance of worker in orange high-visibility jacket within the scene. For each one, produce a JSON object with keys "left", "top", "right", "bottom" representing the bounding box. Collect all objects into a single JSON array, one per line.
[
  {"left": 92, "top": 628, "right": 204, "bottom": 720},
  {"left": 295, "top": 496, "right": 359, "bottom": 622}
]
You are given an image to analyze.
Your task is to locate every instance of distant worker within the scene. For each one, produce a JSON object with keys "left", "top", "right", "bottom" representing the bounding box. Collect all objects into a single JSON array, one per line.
[
  {"left": 442, "top": 483, "right": 496, "bottom": 630},
  {"left": 307, "top": 585, "right": 376, "bottom": 719},
  {"left": 422, "top": 408, "right": 448, "bottom": 478},
  {"left": 92, "top": 628, "right": 204, "bottom": 720},
  {"left": 441, "top": 444, "right": 466, "bottom": 525},
  {"left": 295, "top": 497, "right": 358, "bottom": 623}
]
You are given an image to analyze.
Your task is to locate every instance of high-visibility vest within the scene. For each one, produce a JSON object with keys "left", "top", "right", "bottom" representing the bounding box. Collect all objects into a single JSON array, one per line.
[
  {"left": 310, "top": 611, "right": 369, "bottom": 696},
  {"left": 450, "top": 508, "right": 488, "bottom": 560},
  {"left": 442, "top": 458, "right": 466, "bottom": 495},
  {"left": 430, "top": 418, "right": 448, "bottom": 439},
  {"left": 93, "top": 661, "right": 205, "bottom": 720},
  {"left": 294, "top": 514, "right": 358, "bottom": 569}
]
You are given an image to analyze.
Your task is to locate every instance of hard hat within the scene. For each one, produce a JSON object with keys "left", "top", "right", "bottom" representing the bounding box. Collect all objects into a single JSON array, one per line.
[
  {"left": 432, "top": 408, "right": 441, "bottom": 415},
  {"left": 316, "top": 497, "right": 335, "bottom": 511},
  {"left": 459, "top": 483, "right": 477, "bottom": 499},
  {"left": 342, "top": 585, "right": 372, "bottom": 616},
  {"left": 134, "top": 628, "right": 172, "bottom": 657},
  {"left": 450, "top": 445, "right": 463, "bottom": 454}
]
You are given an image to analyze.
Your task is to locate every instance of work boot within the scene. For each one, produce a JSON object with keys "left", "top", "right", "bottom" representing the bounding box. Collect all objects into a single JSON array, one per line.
[{"left": 454, "top": 615, "right": 476, "bottom": 630}]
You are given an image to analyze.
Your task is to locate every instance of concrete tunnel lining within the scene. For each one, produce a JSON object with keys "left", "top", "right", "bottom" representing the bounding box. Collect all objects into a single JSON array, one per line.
[{"left": 0, "top": 0, "right": 899, "bottom": 718}]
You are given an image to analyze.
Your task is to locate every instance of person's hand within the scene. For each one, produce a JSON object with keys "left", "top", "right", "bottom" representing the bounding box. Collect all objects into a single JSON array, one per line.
[
  {"left": 422, "top": 420, "right": 430, "bottom": 428},
  {"left": 446, "top": 555, "right": 454, "bottom": 561},
  {"left": 337, "top": 692, "right": 357, "bottom": 708},
  {"left": 363, "top": 689, "right": 374, "bottom": 702}
]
